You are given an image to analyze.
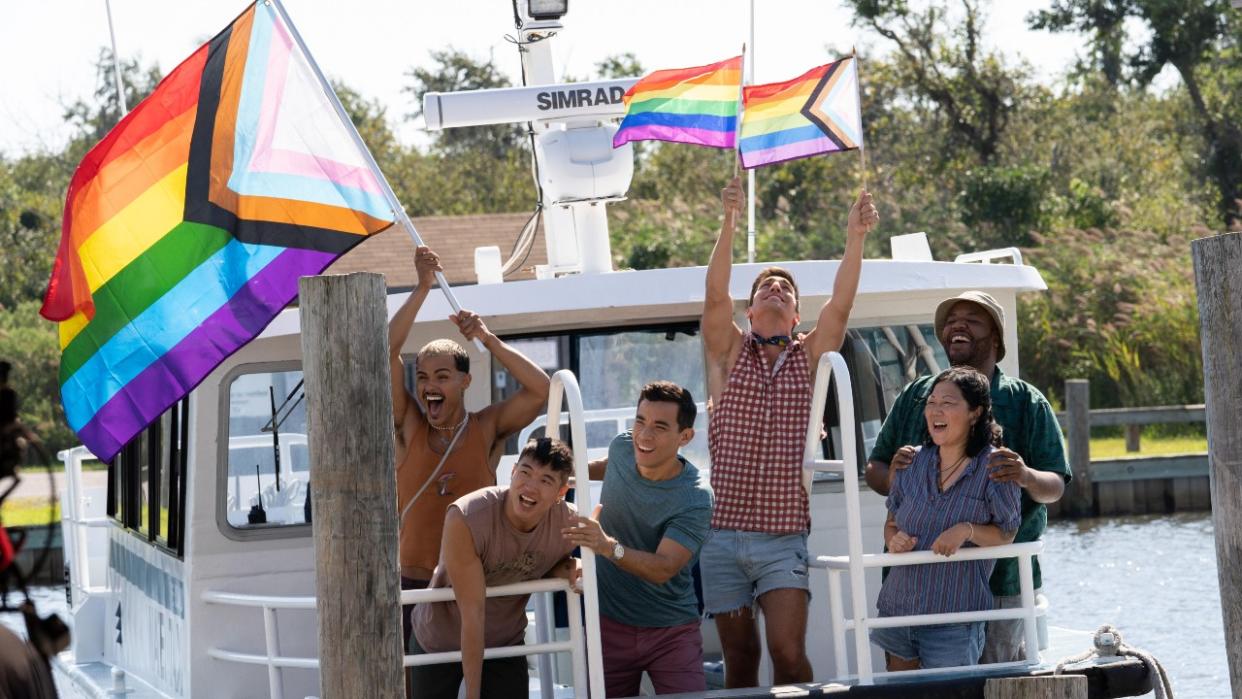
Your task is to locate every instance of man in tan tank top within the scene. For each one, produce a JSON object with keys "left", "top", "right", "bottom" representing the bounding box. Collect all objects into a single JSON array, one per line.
[
  {"left": 388, "top": 246, "right": 551, "bottom": 646},
  {"left": 410, "top": 438, "right": 578, "bottom": 699}
]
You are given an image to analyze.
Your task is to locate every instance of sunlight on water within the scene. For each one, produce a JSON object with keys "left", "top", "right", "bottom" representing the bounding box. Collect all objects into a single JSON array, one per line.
[{"left": 1042, "top": 512, "right": 1228, "bottom": 699}]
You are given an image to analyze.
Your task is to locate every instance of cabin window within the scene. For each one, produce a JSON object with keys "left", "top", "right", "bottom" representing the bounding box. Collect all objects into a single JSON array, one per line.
[
  {"left": 816, "top": 324, "right": 949, "bottom": 474},
  {"left": 106, "top": 398, "right": 189, "bottom": 556},
  {"left": 223, "top": 369, "right": 310, "bottom": 531},
  {"left": 494, "top": 324, "right": 708, "bottom": 466}
]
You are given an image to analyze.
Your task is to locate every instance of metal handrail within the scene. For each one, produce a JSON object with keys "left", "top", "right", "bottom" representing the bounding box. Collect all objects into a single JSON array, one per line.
[
  {"left": 203, "top": 369, "right": 604, "bottom": 699},
  {"left": 203, "top": 578, "right": 588, "bottom": 698},
  {"left": 802, "top": 352, "right": 1043, "bottom": 683},
  {"left": 545, "top": 369, "right": 605, "bottom": 699},
  {"left": 58, "top": 445, "right": 106, "bottom": 605}
]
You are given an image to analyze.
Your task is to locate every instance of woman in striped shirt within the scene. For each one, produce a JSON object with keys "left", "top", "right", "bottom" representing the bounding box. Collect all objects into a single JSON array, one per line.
[{"left": 871, "top": 366, "right": 1022, "bottom": 670}]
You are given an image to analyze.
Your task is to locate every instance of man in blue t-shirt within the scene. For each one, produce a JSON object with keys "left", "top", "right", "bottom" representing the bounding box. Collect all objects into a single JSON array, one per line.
[{"left": 562, "top": 381, "right": 713, "bottom": 697}]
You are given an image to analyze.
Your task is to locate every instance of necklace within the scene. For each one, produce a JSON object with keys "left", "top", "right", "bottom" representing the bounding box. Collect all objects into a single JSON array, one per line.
[
  {"left": 431, "top": 413, "right": 468, "bottom": 433},
  {"left": 938, "top": 454, "right": 969, "bottom": 490}
]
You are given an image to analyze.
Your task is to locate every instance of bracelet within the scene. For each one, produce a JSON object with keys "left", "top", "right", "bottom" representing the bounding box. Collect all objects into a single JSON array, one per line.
[{"left": 966, "top": 523, "right": 975, "bottom": 543}]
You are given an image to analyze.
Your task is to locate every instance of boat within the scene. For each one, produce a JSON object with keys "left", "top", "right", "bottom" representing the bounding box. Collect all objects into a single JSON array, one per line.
[{"left": 48, "top": 2, "right": 1160, "bottom": 697}]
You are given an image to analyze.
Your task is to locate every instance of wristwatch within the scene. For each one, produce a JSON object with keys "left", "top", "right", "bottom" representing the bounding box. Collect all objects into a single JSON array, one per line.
[{"left": 611, "top": 540, "right": 625, "bottom": 561}]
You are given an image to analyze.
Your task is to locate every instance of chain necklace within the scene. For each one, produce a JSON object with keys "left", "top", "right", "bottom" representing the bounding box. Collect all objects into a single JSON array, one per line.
[
  {"left": 431, "top": 413, "right": 468, "bottom": 433},
  {"left": 938, "top": 453, "right": 969, "bottom": 491}
]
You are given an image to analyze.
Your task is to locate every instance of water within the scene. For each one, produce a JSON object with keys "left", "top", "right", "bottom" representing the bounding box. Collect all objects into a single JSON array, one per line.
[
  {"left": 1042, "top": 512, "right": 1229, "bottom": 698},
  {"left": 1, "top": 513, "right": 1231, "bottom": 697}
]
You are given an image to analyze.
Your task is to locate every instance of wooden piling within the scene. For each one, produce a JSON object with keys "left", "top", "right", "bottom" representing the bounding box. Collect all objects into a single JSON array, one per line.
[
  {"left": 984, "top": 676, "right": 1087, "bottom": 699},
  {"left": 1065, "top": 379, "right": 1093, "bottom": 517},
  {"left": 300, "top": 272, "right": 403, "bottom": 698},
  {"left": 1192, "top": 231, "right": 1242, "bottom": 696},
  {"left": 1124, "top": 424, "right": 1141, "bottom": 453}
]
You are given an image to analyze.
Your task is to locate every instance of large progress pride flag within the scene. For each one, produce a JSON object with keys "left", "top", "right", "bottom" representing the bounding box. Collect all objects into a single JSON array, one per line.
[
  {"left": 612, "top": 56, "right": 743, "bottom": 149},
  {"left": 41, "top": 1, "right": 394, "bottom": 461}
]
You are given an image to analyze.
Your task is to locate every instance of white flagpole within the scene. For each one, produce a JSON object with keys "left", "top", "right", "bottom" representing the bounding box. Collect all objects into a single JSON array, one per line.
[
  {"left": 104, "top": 0, "right": 128, "bottom": 114},
  {"left": 746, "top": 0, "right": 757, "bottom": 264},
  {"left": 268, "top": 0, "right": 485, "bottom": 352}
]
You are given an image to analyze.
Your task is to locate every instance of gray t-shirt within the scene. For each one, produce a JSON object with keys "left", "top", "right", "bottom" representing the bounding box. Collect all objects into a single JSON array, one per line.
[
  {"left": 413, "top": 486, "right": 577, "bottom": 652},
  {"left": 597, "top": 431, "right": 713, "bottom": 628}
]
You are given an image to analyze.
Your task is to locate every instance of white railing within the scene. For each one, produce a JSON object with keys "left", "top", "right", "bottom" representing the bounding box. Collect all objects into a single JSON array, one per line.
[
  {"left": 203, "top": 369, "right": 606, "bottom": 699},
  {"left": 203, "top": 580, "right": 584, "bottom": 699},
  {"left": 58, "top": 446, "right": 111, "bottom": 603},
  {"left": 803, "top": 352, "right": 1043, "bottom": 684},
  {"left": 515, "top": 401, "right": 708, "bottom": 454}
]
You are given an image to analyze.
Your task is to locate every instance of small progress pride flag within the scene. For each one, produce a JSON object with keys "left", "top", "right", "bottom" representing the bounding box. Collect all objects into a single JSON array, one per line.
[
  {"left": 612, "top": 56, "right": 743, "bottom": 150},
  {"left": 739, "top": 56, "right": 862, "bottom": 169}
]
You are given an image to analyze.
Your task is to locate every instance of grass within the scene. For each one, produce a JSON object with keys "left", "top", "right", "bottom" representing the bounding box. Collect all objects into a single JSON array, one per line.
[
  {"left": 1, "top": 497, "right": 60, "bottom": 527},
  {"left": 1089, "top": 434, "right": 1208, "bottom": 458}
]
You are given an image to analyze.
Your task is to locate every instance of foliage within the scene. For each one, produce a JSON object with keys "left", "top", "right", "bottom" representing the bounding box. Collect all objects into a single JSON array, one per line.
[
  {"left": 0, "top": 301, "right": 74, "bottom": 457},
  {"left": 404, "top": 48, "right": 525, "bottom": 158},
  {"left": 1017, "top": 225, "right": 1207, "bottom": 408},
  {"left": 1029, "top": 0, "right": 1242, "bottom": 227}
]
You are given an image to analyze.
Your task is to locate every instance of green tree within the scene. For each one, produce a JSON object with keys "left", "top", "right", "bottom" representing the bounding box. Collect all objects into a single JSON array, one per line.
[
  {"left": 62, "top": 49, "right": 162, "bottom": 161},
  {"left": 404, "top": 48, "right": 524, "bottom": 159},
  {"left": 845, "top": 0, "right": 1030, "bottom": 165},
  {"left": 595, "top": 53, "right": 644, "bottom": 79},
  {"left": 1030, "top": 0, "right": 1242, "bottom": 227}
]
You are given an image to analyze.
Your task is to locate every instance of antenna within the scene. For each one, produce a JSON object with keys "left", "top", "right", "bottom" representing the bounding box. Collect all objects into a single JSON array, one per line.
[
  {"left": 104, "top": 0, "right": 128, "bottom": 115},
  {"left": 247, "top": 464, "right": 267, "bottom": 525}
]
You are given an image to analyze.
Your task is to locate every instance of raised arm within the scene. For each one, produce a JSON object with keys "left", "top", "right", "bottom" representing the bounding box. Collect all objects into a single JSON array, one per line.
[
  {"left": 453, "top": 310, "right": 550, "bottom": 440},
  {"left": 704, "top": 178, "right": 744, "bottom": 354},
  {"left": 442, "top": 509, "right": 486, "bottom": 699},
  {"left": 805, "top": 190, "right": 877, "bottom": 367},
  {"left": 389, "top": 247, "right": 441, "bottom": 434},
  {"left": 703, "top": 177, "right": 746, "bottom": 399}
]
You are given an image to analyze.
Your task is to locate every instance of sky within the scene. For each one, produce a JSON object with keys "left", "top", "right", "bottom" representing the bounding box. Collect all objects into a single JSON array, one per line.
[{"left": 0, "top": 0, "right": 1091, "bottom": 157}]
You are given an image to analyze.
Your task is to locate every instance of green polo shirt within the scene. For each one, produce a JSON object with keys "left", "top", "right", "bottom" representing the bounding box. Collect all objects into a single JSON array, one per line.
[{"left": 870, "top": 367, "right": 1071, "bottom": 597}]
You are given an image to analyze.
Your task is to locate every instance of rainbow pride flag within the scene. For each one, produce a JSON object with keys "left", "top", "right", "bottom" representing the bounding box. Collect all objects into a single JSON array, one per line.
[
  {"left": 612, "top": 56, "right": 743, "bottom": 149},
  {"left": 41, "top": 1, "right": 394, "bottom": 461},
  {"left": 739, "top": 56, "right": 862, "bottom": 169}
]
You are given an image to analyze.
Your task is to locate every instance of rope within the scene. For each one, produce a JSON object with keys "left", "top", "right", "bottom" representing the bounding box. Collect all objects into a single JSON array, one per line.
[{"left": 1054, "top": 624, "right": 1175, "bottom": 699}]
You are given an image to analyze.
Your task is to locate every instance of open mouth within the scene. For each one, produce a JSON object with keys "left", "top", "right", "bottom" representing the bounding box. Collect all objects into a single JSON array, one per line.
[
  {"left": 424, "top": 393, "right": 445, "bottom": 420},
  {"left": 635, "top": 444, "right": 655, "bottom": 455},
  {"left": 930, "top": 421, "right": 949, "bottom": 433},
  {"left": 517, "top": 493, "right": 538, "bottom": 509},
  {"left": 949, "top": 333, "right": 972, "bottom": 346}
]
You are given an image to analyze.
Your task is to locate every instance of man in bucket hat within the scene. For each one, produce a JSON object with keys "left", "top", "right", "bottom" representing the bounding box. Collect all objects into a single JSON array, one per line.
[{"left": 865, "top": 291, "right": 1071, "bottom": 665}]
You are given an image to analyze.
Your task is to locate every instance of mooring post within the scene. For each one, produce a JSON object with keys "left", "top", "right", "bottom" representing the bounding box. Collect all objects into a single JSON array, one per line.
[
  {"left": 1192, "top": 231, "right": 1242, "bottom": 696},
  {"left": 300, "top": 272, "right": 403, "bottom": 698},
  {"left": 1065, "top": 379, "right": 1093, "bottom": 517},
  {"left": 984, "top": 676, "right": 1087, "bottom": 699}
]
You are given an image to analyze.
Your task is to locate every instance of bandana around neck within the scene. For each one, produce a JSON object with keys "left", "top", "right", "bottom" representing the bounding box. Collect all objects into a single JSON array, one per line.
[{"left": 752, "top": 332, "right": 791, "bottom": 347}]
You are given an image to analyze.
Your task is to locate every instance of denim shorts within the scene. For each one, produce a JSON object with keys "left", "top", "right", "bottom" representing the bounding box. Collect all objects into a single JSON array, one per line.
[
  {"left": 698, "top": 529, "right": 810, "bottom": 614},
  {"left": 869, "top": 621, "right": 985, "bottom": 669}
]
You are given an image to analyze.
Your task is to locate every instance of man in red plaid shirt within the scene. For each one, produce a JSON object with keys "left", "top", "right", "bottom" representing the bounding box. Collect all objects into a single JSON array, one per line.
[{"left": 700, "top": 177, "right": 878, "bottom": 688}]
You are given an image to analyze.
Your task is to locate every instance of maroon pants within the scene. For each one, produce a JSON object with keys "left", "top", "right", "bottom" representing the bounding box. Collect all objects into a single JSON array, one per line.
[{"left": 600, "top": 614, "right": 706, "bottom": 697}]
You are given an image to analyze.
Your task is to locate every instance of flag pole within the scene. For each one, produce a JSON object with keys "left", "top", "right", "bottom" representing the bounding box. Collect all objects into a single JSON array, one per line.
[
  {"left": 746, "top": 0, "right": 757, "bottom": 264},
  {"left": 852, "top": 47, "right": 868, "bottom": 192},
  {"left": 268, "top": 0, "right": 485, "bottom": 352},
  {"left": 733, "top": 43, "right": 745, "bottom": 178},
  {"left": 104, "top": 0, "right": 128, "bottom": 114}
]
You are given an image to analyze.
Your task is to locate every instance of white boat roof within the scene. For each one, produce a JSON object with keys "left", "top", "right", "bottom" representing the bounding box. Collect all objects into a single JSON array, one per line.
[{"left": 259, "top": 258, "right": 1047, "bottom": 339}]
